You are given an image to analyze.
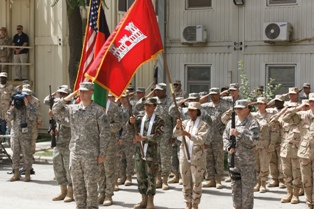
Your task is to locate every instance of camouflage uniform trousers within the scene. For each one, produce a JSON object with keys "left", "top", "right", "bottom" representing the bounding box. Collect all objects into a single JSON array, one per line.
[
  {"left": 180, "top": 159, "right": 205, "bottom": 204},
  {"left": 231, "top": 165, "right": 256, "bottom": 209},
  {"left": 31, "top": 127, "right": 38, "bottom": 155},
  {"left": 269, "top": 145, "right": 284, "bottom": 180},
  {"left": 116, "top": 139, "right": 134, "bottom": 177},
  {"left": 171, "top": 140, "right": 181, "bottom": 173},
  {"left": 281, "top": 157, "right": 302, "bottom": 189},
  {"left": 205, "top": 138, "right": 224, "bottom": 179},
  {"left": 70, "top": 152, "right": 99, "bottom": 209},
  {"left": 255, "top": 148, "right": 272, "bottom": 181},
  {"left": 53, "top": 146, "right": 72, "bottom": 186},
  {"left": 300, "top": 158, "right": 314, "bottom": 205},
  {"left": 0, "top": 57, "right": 9, "bottom": 72},
  {"left": 12, "top": 135, "right": 32, "bottom": 170},
  {"left": 135, "top": 158, "right": 158, "bottom": 195},
  {"left": 98, "top": 139, "right": 117, "bottom": 197},
  {"left": 157, "top": 136, "right": 172, "bottom": 176}
]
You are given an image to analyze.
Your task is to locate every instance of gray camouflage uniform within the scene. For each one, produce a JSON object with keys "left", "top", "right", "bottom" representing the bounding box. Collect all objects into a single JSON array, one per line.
[{"left": 52, "top": 98, "right": 110, "bottom": 209}]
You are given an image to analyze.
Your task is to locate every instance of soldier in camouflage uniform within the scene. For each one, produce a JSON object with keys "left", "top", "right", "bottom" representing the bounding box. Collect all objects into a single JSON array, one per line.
[
  {"left": 173, "top": 102, "right": 210, "bottom": 209},
  {"left": 173, "top": 80, "right": 188, "bottom": 98},
  {"left": 116, "top": 93, "right": 135, "bottom": 186},
  {"left": 283, "top": 94, "right": 314, "bottom": 209},
  {"left": 223, "top": 100, "right": 260, "bottom": 209},
  {"left": 129, "top": 97, "right": 164, "bottom": 209},
  {"left": 45, "top": 86, "right": 74, "bottom": 202},
  {"left": 0, "top": 72, "right": 15, "bottom": 120},
  {"left": 98, "top": 92, "right": 122, "bottom": 206},
  {"left": 267, "top": 95, "right": 286, "bottom": 188},
  {"left": 279, "top": 87, "right": 302, "bottom": 204},
  {"left": 52, "top": 82, "right": 110, "bottom": 209},
  {"left": 251, "top": 97, "right": 277, "bottom": 193},
  {"left": 0, "top": 27, "right": 11, "bottom": 72},
  {"left": 7, "top": 91, "right": 37, "bottom": 182},
  {"left": 201, "top": 88, "right": 229, "bottom": 189}
]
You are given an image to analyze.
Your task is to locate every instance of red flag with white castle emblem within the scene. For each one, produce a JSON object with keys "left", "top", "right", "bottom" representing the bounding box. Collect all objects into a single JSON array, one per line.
[{"left": 84, "top": 0, "right": 164, "bottom": 97}]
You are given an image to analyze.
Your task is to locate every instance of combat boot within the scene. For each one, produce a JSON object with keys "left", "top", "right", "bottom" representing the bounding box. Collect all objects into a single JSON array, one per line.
[
  {"left": 268, "top": 179, "right": 279, "bottom": 187},
  {"left": 98, "top": 194, "right": 105, "bottom": 204},
  {"left": 156, "top": 174, "right": 162, "bottom": 188},
  {"left": 215, "top": 176, "right": 223, "bottom": 189},
  {"left": 146, "top": 195, "right": 154, "bottom": 209},
  {"left": 64, "top": 186, "right": 74, "bottom": 202},
  {"left": 134, "top": 194, "right": 147, "bottom": 209},
  {"left": 224, "top": 176, "right": 231, "bottom": 182},
  {"left": 281, "top": 186, "right": 293, "bottom": 203},
  {"left": 162, "top": 175, "right": 169, "bottom": 190},
  {"left": 259, "top": 181, "right": 266, "bottom": 193},
  {"left": 118, "top": 175, "right": 126, "bottom": 185},
  {"left": 103, "top": 196, "right": 113, "bottom": 206},
  {"left": 10, "top": 168, "right": 20, "bottom": 181},
  {"left": 202, "top": 177, "right": 215, "bottom": 187},
  {"left": 24, "top": 169, "right": 31, "bottom": 182},
  {"left": 185, "top": 202, "right": 191, "bottom": 209},
  {"left": 253, "top": 180, "right": 261, "bottom": 192},
  {"left": 114, "top": 179, "right": 119, "bottom": 191},
  {"left": 299, "top": 187, "right": 304, "bottom": 196},
  {"left": 168, "top": 172, "right": 179, "bottom": 184},
  {"left": 191, "top": 203, "right": 198, "bottom": 209},
  {"left": 179, "top": 178, "right": 183, "bottom": 185},
  {"left": 279, "top": 178, "right": 286, "bottom": 188},
  {"left": 291, "top": 187, "right": 299, "bottom": 204},
  {"left": 52, "top": 184, "right": 67, "bottom": 201},
  {"left": 307, "top": 204, "right": 313, "bottom": 209},
  {"left": 124, "top": 175, "right": 132, "bottom": 186}
]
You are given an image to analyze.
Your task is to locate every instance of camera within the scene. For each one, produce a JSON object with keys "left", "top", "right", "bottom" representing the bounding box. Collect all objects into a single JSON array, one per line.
[{"left": 10, "top": 93, "right": 25, "bottom": 109}]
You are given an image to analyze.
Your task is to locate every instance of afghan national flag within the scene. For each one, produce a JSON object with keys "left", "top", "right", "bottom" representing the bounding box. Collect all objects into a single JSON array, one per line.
[
  {"left": 74, "top": 0, "right": 109, "bottom": 108},
  {"left": 84, "top": 0, "right": 164, "bottom": 98}
]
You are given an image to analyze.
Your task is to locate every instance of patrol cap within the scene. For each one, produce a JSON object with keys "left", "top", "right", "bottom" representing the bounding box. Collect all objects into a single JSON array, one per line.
[
  {"left": 154, "top": 83, "right": 166, "bottom": 91},
  {"left": 274, "top": 94, "right": 285, "bottom": 102},
  {"left": 144, "top": 97, "right": 157, "bottom": 106},
  {"left": 302, "top": 99, "right": 309, "bottom": 105},
  {"left": 22, "top": 80, "right": 29, "bottom": 85},
  {"left": 309, "top": 93, "right": 314, "bottom": 101},
  {"left": 229, "top": 83, "right": 239, "bottom": 90},
  {"left": 58, "top": 85, "right": 69, "bottom": 89},
  {"left": 234, "top": 99, "right": 249, "bottom": 109},
  {"left": 173, "top": 80, "right": 181, "bottom": 85},
  {"left": 0, "top": 27, "right": 7, "bottom": 33},
  {"left": 188, "top": 93, "right": 200, "bottom": 100},
  {"left": 22, "top": 84, "right": 31, "bottom": 89},
  {"left": 136, "top": 87, "right": 145, "bottom": 93},
  {"left": 288, "top": 87, "right": 298, "bottom": 94},
  {"left": 258, "top": 85, "right": 264, "bottom": 91},
  {"left": 22, "top": 88, "right": 32, "bottom": 95},
  {"left": 108, "top": 93, "right": 114, "bottom": 97},
  {"left": 188, "top": 102, "right": 201, "bottom": 110},
  {"left": 209, "top": 87, "right": 220, "bottom": 95},
  {"left": 199, "top": 92, "right": 208, "bottom": 97},
  {"left": 57, "top": 86, "right": 71, "bottom": 94},
  {"left": 175, "top": 96, "right": 184, "bottom": 102},
  {"left": 303, "top": 83, "right": 311, "bottom": 88},
  {"left": 256, "top": 97, "right": 268, "bottom": 104},
  {"left": 0, "top": 72, "right": 7, "bottom": 77},
  {"left": 79, "top": 82, "right": 94, "bottom": 91},
  {"left": 127, "top": 84, "right": 134, "bottom": 91}
]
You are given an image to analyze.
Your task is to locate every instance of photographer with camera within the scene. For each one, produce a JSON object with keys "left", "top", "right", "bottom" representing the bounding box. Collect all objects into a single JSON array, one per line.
[{"left": 6, "top": 89, "right": 37, "bottom": 182}]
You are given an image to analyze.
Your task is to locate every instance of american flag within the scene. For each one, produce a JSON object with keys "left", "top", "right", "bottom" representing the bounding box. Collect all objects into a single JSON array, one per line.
[{"left": 74, "top": 0, "right": 100, "bottom": 91}]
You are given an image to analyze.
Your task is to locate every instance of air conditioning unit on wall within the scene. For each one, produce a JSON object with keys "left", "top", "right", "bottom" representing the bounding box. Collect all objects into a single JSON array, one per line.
[
  {"left": 181, "top": 25, "right": 207, "bottom": 44},
  {"left": 263, "top": 22, "right": 293, "bottom": 41}
]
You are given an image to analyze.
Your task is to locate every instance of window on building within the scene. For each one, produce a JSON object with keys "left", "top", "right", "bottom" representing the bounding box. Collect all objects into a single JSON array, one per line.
[
  {"left": 268, "top": 0, "right": 297, "bottom": 5},
  {"left": 186, "top": 0, "right": 212, "bottom": 9},
  {"left": 267, "top": 65, "right": 296, "bottom": 95},
  {"left": 118, "top": 0, "right": 135, "bottom": 12},
  {"left": 186, "top": 65, "right": 211, "bottom": 93}
]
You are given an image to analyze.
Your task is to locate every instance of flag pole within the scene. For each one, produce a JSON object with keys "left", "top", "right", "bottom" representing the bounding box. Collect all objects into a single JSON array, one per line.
[{"left": 162, "top": 51, "right": 190, "bottom": 160}]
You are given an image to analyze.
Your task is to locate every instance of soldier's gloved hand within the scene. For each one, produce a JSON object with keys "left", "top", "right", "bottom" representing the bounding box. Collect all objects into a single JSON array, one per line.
[
  {"left": 136, "top": 134, "right": 145, "bottom": 142},
  {"left": 176, "top": 119, "right": 182, "bottom": 129},
  {"left": 98, "top": 156, "right": 106, "bottom": 164},
  {"left": 229, "top": 148, "right": 235, "bottom": 154},
  {"left": 230, "top": 128, "right": 238, "bottom": 137},
  {"left": 50, "top": 129, "right": 59, "bottom": 136},
  {"left": 130, "top": 116, "right": 136, "bottom": 124},
  {"left": 48, "top": 109, "right": 54, "bottom": 118},
  {"left": 181, "top": 130, "right": 191, "bottom": 138},
  {"left": 118, "top": 140, "right": 124, "bottom": 145}
]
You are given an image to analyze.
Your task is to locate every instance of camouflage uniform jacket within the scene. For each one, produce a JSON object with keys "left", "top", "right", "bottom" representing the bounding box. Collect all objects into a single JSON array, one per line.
[
  {"left": 52, "top": 98, "right": 110, "bottom": 158},
  {"left": 223, "top": 114, "right": 260, "bottom": 167},
  {"left": 173, "top": 118, "right": 210, "bottom": 166},
  {"left": 0, "top": 35, "right": 11, "bottom": 58},
  {"left": 283, "top": 109, "right": 314, "bottom": 159},
  {"left": 174, "top": 89, "right": 188, "bottom": 98},
  {"left": 120, "top": 105, "right": 135, "bottom": 141},
  {"left": 106, "top": 101, "right": 122, "bottom": 141},
  {"left": 251, "top": 110, "right": 277, "bottom": 150},
  {"left": 6, "top": 104, "right": 37, "bottom": 137},
  {"left": 127, "top": 114, "right": 164, "bottom": 162},
  {"left": 53, "top": 104, "right": 71, "bottom": 148},
  {"left": 29, "top": 96, "right": 43, "bottom": 127},
  {"left": 0, "top": 83, "right": 15, "bottom": 119}
]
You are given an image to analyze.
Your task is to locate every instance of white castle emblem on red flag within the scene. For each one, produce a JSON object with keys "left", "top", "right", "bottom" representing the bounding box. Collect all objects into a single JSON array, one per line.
[{"left": 109, "top": 22, "right": 147, "bottom": 62}]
